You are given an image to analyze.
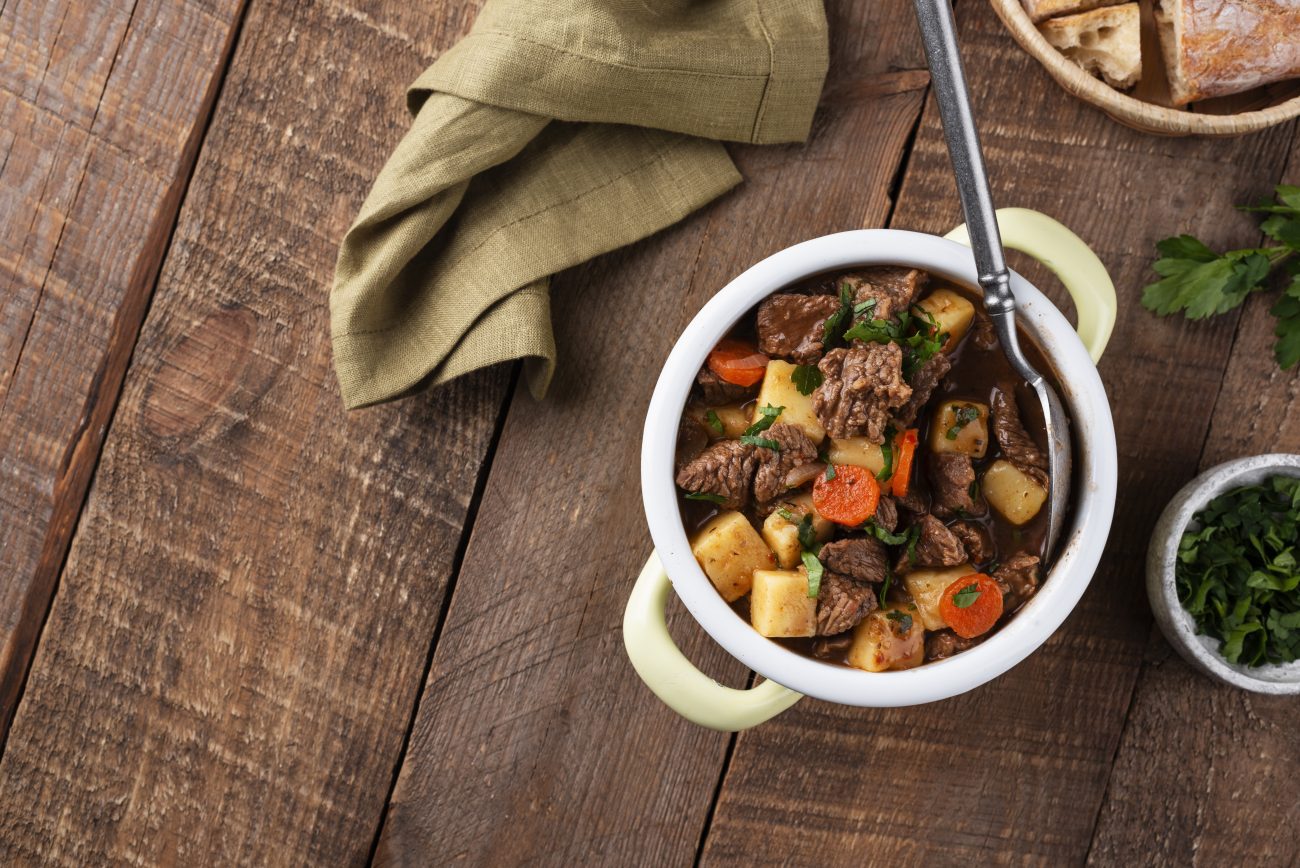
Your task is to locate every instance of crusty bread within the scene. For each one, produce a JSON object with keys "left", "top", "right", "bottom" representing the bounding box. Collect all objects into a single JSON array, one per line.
[
  {"left": 1156, "top": 0, "right": 1300, "bottom": 106},
  {"left": 1039, "top": 3, "right": 1141, "bottom": 90},
  {"left": 1020, "top": 0, "right": 1126, "bottom": 24}
]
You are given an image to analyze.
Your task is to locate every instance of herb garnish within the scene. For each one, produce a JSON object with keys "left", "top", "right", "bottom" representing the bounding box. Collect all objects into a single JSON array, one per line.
[
  {"left": 885, "top": 609, "right": 913, "bottom": 633},
  {"left": 822, "top": 281, "right": 855, "bottom": 347},
  {"left": 879, "top": 563, "right": 893, "bottom": 607},
  {"left": 802, "top": 550, "right": 824, "bottom": 598},
  {"left": 1142, "top": 184, "right": 1300, "bottom": 369},
  {"left": 877, "top": 425, "right": 897, "bottom": 482},
  {"left": 1176, "top": 475, "right": 1300, "bottom": 666},
  {"left": 740, "top": 434, "right": 780, "bottom": 450},
  {"left": 705, "top": 409, "right": 724, "bottom": 435},
  {"left": 825, "top": 463, "right": 837, "bottom": 481},
  {"left": 946, "top": 405, "right": 981, "bottom": 440},
  {"left": 685, "top": 492, "right": 727, "bottom": 504},
  {"left": 952, "top": 583, "right": 982, "bottom": 608},
  {"left": 792, "top": 364, "right": 823, "bottom": 395},
  {"left": 743, "top": 404, "right": 783, "bottom": 437},
  {"left": 866, "top": 520, "right": 909, "bottom": 546}
]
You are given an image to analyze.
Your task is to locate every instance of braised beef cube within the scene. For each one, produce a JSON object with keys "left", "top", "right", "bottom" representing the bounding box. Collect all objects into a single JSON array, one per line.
[
  {"left": 950, "top": 520, "right": 995, "bottom": 565},
  {"left": 676, "top": 416, "right": 709, "bottom": 470},
  {"left": 911, "top": 514, "right": 968, "bottom": 567},
  {"left": 819, "top": 536, "right": 889, "bottom": 584},
  {"left": 874, "top": 496, "right": 899, "bottom": 533},
  {"left": 816, "top": 571, "right": 878, "bottom": 636},
  {"left": 675, "top": 439, "right": 758, "bottom": 510},
  {"left": 756, "top": 293, "right": 842, "bottom": 364},
  {"left": 751, "top": 423, "right": 819, "bottom": 504},
  {"left": 695, "top": 365, "right": 756, "bottom": 406},
  {"left": 993, "top": 551, "right": 1041, "bottom": 613},
  {"left": 926, "top": 628, "right": 984, "bottom": 661},
  {"left": 838, "top": 267, "right": 927, "bottom": 320},
  {"left": 813, "top": 344, "right": 912, "bottom": 442},
  {"left": 971, "top": 312, "right": 998, "bottom": 350},
  {"left": 928, "top": 452, "right": 986, "bottom": 518},
  {"left": 991, "top": 386, "right": 1049, "bottom": 485},
  {"left": 893, "top": 352, "right": 952, "bottom": 428}
]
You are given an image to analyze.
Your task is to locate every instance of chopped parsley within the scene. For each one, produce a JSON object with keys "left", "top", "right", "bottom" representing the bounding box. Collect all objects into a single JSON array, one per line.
[
  {"left": 866, "top": 520, "right": 912, "bottom": 547},
  {"left": 878, "top": 563, "right": 893, "bottom": 607},
  {"left": 740, "top": 434, "right": 780, "bottom": 450},
  {"left": 791, "top": 364, "right": 823, "bottom": 395},
  {"left": 822, "top": 281, "right": 855, "bottom": 347},
  {"left": 743, "top": 404, "right": 784, "bottom": 437},
  {"left": 825, "top": 463, "right": 837, "bottom": 481},
  {"left": 946, "top": 404, "right": 982, "bottom": 440},
  {"left": 885, "top": 609, "right": 913, "bottom": 633},
  {"left": 685, "top": 492, "right": 727, "bottom": 504},
  {"left": 952, "top": 583, "right": 982, "bottom": 608},
  {"left": 877, "top": 424, "right": 897, "bottom": 482},
  {"left": 853, "top": 298, "right": 878, "bottom": 317},
  {"left": 705, "top": 409, "right": 724, "bottom": 435},
  {"left": 802, "top": 550, "right": 824, "bottom": 598}
]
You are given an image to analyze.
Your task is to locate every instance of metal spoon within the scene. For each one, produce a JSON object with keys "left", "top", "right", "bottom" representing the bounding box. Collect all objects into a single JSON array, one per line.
[{"left": 912, "top": 0, "right": 1071, "bottom": 563}]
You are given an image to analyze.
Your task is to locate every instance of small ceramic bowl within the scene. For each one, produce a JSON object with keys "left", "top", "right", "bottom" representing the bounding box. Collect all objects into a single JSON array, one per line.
[{"left": 1146, "top": 454, "right": 1300, "bottom": 694}]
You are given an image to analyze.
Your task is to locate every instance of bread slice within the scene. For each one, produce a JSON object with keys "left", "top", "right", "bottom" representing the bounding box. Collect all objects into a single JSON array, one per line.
[
  {"left": 1156, "top": 0, "right": 1300, "bottom": 106},
  {"left": 1020, "top": 0, "right": 1126, "bottom": 24},
  {"left": 1040, "top": 3, "right": 1141, "bottom": 90}
]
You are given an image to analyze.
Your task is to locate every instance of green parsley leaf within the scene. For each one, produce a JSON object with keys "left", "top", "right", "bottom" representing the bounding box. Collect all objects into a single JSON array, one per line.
[
  {"left": 879, "top": 563, "right": 892, "bottom": 607},
  {"left": 791, "top": 364, "right": 823, "bottom": 396},
  {"left": 1270, "top": 271, "right": 1300, "bottom": 369},
  {"left": 705, "top": 409, "right": 724, "bottom": 435},
  {"left": 853, "top": 298, "right": 878, "bottom": 317},
  {"left": 945, "top": 404, "right": 981, "bottom": 440},
  {"left": 802, "top": 550, "right": 824, "bottom": 598},
  {"left": 777, "top": 507, "right": 797, "bottom": 522},
  {"left": 885, "top": 609, "right": 913, "bottom": 633},
  {"left": 685, "top": 492, "right": 727, "bottom": 504},
  {"left": 877, "top": 424, "right": 897, "bottom": 482},
  {"left": 742, "top": 405, "right": 784, "bottom": 437},
  {"left": 825, "top": 463, "right": 837, "bottom": 480},
  {"left": 821, "top": 283, "right": 856, "bottom": 347},
  {"left": 741, "top": 434, "right": 780, "bottom": 450},
  {"left": 794, "top": 513, "right": 820, "bottom": 554},
  {"left": 843, "top": 317, "right": 900, "bottom": 345},
  {"left": 952, "top": 583, "right": 982, "bottom": 608},
  {"left": 866, "top": 521, "right": 909, "bottom": 546},
  {"left": 906, "top": 525, "right": 920, "bottom": 565}
]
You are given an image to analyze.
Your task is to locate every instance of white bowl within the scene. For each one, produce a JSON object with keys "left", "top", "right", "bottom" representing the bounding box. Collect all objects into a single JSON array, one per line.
[
  {"left": 1146, "top": 454, "right": 1300, "bottom": 694},
  {"left": 624, "top": 210, "right": 1119, "bottom": 730}
]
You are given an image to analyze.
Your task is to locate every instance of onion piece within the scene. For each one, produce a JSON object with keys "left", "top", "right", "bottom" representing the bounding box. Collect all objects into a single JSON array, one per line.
[{"left": 785, "top": 461, "right": 827, "bottom": 490}]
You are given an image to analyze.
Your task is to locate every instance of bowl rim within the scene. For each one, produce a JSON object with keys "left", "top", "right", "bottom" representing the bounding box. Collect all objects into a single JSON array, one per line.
[
  {"left": 1145, "top": 453, "right": 1300, "bottom": 693},
  {"left": 989, "top": 0, "right": 1300, "bottom": 136},
  {"left": 641, "top": 229, "right": 1118, "bottom": 707}
]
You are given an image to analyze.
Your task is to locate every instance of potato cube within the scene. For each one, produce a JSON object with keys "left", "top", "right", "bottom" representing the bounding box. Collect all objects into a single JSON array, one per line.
[
  {"left": 754, "top": 360, "right": 825, "bottom": 444},
  {"left": 913, "top": 288, "right": 976, "bottom": 352},
  {"left": 761, "top": 510, "right": 803, "bottom": 569},
  {"left": 779, "top": 491, "right": 835, "bottom": 541},
  {"left": 983, "top": 459, "right": 1048, "bottom": 525},
  {"left": 929, "top": 400, "right": 989, "bottom": 458},
  {"left": 685, "top": 403, "right": 751, "bottom": 440},
  {"left": 690, "top": 511, "right": 775, "bottom": 602},
  {"left": 847, "top": 602, "right": 925, "bottom": 672},
  {"left": 825, "top": 436, "right": 886, "bottom": 473},
  {"left": 750, "top": 569, "right": 818, "bottom": 638},
  {"left": 903, "top": 563, "right": 976, "bottom": 630}
]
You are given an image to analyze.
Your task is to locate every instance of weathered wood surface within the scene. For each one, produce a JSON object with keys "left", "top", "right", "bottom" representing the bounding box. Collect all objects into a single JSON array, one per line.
[
  {"left": 1087, "top": 152, "right": 1300, "bottom": 866},
  {"left": 0, "top": 0, "right": 247, "bottom": 739},
  {"left": 371, "top": 2, "right": 930, "bottom": 864},
  {"left": 699, "top": 2, "right": 1299, "bottom": 864},
  {"left": 0, "top": 0, "right": 513, "bottom": 864}
]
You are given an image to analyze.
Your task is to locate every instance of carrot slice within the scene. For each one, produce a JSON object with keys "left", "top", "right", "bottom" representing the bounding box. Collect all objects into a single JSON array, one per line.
[
  {"left": 707, "top": 339, "right": 768, "bottom": 387},
  {"left": 812, "top": 465, "right": 881, "bottom": 526},
  {"left": 938, "top": 573, "right": 1004, "bottom": 639},
  {"left": 891, "top": 428, "right": 919, "bottom": 498}
]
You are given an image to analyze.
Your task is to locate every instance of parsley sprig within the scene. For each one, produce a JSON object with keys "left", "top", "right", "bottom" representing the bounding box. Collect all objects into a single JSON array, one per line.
[
  {"left": 1142, "top": 184, "right": 1300, "bottom": 368},
  {"left": 741, "top": 404, "right": 784, "bottom": 450},
  {"left": 1176, "top": 475, "right": 1300, "bottom": 666}
]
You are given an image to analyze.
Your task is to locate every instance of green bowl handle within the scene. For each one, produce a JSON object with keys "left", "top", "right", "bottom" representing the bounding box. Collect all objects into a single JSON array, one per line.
[
  {"left": 622, "top": 552, "right": 802, "bottom": 732},
  {"left": 945, "top": 208, "right": 1117, "bottom": 361}
]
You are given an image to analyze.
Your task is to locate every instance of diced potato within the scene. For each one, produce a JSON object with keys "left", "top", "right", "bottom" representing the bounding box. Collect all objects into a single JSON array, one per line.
[
  {"left": 751, "top": 569, "right": 818, "bottom": 638},
  {"left": 983, "top": 459, "right": 1048, "bottom": 525},
  {"left": 904, "top": 563, "right": 976, "bottom": 631},
  {"left": 825, "top": 436, "right": 886, "bottom": 473},
  {"left": 847, "top": 602, "right": 925, "bottom": 672},
  {"left": 685, "top": 403, "right": 751, "bottom": 440},
  {"left": 780, "top": 491, "right": 835, "bottom": 541},
  {"left": 929, "top": 400, "right": 989, "bottom": 458},
  {"left": 761, "top": 511, "right": 803, "bottom": 569},
  {"left": 754, "top": 360, "right": 825, "bottom": 444},
  {"left": 691, "top": 511, "right": 775, "bottom": 602},
  {"left": 913, "top": 288, "right": 976, "bottom": 352}
]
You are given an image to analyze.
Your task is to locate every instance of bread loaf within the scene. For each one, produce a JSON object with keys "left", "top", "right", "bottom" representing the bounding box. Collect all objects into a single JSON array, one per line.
[
  {"left": 1039, "top": 3, "right": 1142, "bottom": 90},
  {"left": 1156, "top": 0, "right": 1300, "bottom": 106},
  {"left": 1020, "top": 0, "right": 1126, "bottom": 24}
]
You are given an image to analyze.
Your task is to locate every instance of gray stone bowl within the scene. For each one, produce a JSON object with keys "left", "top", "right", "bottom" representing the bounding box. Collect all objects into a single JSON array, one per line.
[{"left": 1147, "top": 453, "right": 1300, "bottom": 694}]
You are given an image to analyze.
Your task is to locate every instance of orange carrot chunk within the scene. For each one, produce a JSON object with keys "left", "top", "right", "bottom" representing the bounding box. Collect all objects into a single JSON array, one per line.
[
  {"left": 707, "top": 339, "right": 769, "bottom": 387},
  {"left": 938, "top": 573, "right": 1004, "bottom": 639},
  {"left": 891, "top": 428, "right": 919, "bottom": 498},
  {"left": 812, "top": 465, "right": 881, "bottom": 527}
]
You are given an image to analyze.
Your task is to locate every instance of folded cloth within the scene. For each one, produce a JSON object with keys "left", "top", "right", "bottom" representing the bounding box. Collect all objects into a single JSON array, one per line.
[{"left": 331, "top": 0, "right": 829, "bottom": 408}]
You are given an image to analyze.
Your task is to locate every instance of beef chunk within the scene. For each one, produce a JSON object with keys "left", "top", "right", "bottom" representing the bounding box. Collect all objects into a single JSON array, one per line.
[
  {"left": 874, "top": 496, "right": 899, "bottom": 533},
  {"left": 819, "top": 536, "right": 889, "bottom": 584},
  {"left": 950, "top": 520, "right": 994, "bottom": 565},
  {"left": 751, "top": 423, "right": 819, "bottom": 504},
  {"left": 816, "top": 572, "right": 877, "bottom": 636},
  {"left": 926, "top": 629, "right": 984, "bottom": 661},
  {"left": 911, "top": 514, "right": 968, "bottom": 567},
  {"left": 756, "top": 293, "right": 842, "bottom": 364},
  {"left": 991, "top": 387, "right": 1049, "bottom": 485},
  {"left": 675, "top": 439, "right": 757, "bottom": 510},
  {"left": 928, "top": 452, "right": 986, "bottom": 518},
  {"left": 895, "top": 486, "right": 929, "bottom": 516},
  {"left": 971, "top": 312, "right": 998, "bottom": 351},
  {"left": 839, "top": 267, "right": 927, "bottom": 320},
  {"left": 813, "top": 344, "right": 912, "bottom": 442},
  {"left": 676, "top": 416, "right": 709, "bottom": 469},
  {"left": 893, "top": 352, "right": 952, "bottom": 427},
  {"left": 994, "top": 551, "right": 1041, "bottom": 612},
  {"left": 695, "top": 366, "right": 755, "bottom": 406}
]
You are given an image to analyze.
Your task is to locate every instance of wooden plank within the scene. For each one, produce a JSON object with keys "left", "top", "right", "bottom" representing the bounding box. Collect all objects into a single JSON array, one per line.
[
  {"left": 0, "top": 0, "right": 248, "bottom": 737},
  {"left": 1087, "top": 149, "right": 1300, "bottom": 866},
  {"left": 699, "top": 2, "right": 1299, "bottom": 864},
  {"left": 0, "top": 0, "right": 513, "bottom": 864},
  {"left": 371, "top": 2, "right": 929, "bottom": 864}
]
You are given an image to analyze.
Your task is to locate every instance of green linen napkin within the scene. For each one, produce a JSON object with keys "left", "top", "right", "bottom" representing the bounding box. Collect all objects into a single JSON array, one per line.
[{"left": 331, "top": 0, "right": 829, "bottom": 409}]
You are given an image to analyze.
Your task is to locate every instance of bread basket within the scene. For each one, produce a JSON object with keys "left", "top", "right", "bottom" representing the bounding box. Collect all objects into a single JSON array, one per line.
[{"left": 990, "top": 0, "right": 1300, "bottom": 136}]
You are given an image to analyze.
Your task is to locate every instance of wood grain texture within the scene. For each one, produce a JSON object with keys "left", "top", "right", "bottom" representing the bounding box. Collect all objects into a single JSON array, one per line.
[
  {"left": 699, "top": 2, "right": 1298, "bottom": 865},
  {"left": 0, "top": 0, "right": 511, "bottom": 864},
  {"left": 0, "top": 0, "right": 248, "bottom": 738},
  {"left": 1087, "top": 149, "right": 1300, "bottom": 866},
  {"left": 371, "top": 2, "right": 929, "bottom": 864}
]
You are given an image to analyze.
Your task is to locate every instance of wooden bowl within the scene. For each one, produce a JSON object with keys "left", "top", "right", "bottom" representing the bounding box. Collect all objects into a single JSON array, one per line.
[{"left": 990, "top": 0, "right": 1300, "bottom": 135}]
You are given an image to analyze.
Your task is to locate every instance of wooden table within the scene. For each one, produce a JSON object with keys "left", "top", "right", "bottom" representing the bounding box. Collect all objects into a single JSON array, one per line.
[{"left": 2, "top": 0, "right": 1297, "bottom": 864}]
